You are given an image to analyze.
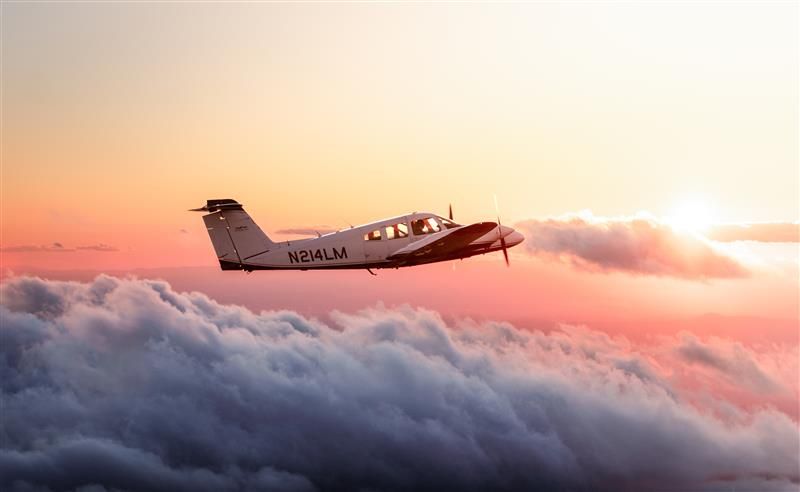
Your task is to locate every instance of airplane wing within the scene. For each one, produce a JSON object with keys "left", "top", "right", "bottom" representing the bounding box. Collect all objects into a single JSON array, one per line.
[{"left": 387, "top": 222, "right": 498, "bottom": 264}]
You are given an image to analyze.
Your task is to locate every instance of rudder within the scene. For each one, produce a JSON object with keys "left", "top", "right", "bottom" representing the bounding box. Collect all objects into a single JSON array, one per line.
[{"left": 192, "top": 199, "right": 274, "bottom": 269}]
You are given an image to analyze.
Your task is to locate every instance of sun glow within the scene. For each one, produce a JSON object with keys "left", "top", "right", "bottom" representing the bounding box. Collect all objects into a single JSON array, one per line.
[{"left": 667, "top": 198, "right": 715, "bottom": 232}]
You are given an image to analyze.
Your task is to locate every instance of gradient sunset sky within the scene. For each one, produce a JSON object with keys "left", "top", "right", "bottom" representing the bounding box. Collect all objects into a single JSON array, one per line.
[
  {"left": 3, "top": 2, "right": 798, "bottom": 260},
  {"left": 1, "top": 3, "right": 799, "bottom": 491},
  {"left": 3, "top": 1, "right": 798, "bottom": 321}
]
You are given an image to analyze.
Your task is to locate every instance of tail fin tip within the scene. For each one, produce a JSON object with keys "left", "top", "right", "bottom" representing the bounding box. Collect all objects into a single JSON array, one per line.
[{"left": 189, "top": 199, "right": 243, "bottom": 212}]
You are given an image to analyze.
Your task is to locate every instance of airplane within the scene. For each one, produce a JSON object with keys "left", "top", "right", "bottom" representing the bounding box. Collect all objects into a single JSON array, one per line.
[{"left": 191, "top": 199, "right": 524, "bottom": 274}]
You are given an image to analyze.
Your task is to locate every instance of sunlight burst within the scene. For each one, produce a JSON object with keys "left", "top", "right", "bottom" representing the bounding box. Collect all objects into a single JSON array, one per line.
[{"left": 666, "top": 198, "right": 714, "bottom": 232}]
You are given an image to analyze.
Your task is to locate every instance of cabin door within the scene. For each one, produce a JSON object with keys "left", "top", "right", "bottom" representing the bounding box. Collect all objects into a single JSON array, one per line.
[{"left": 362, "top": 227, "right": 387, "bottom": 263}]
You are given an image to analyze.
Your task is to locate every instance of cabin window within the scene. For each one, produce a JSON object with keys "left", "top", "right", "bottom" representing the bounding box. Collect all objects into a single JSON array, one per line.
[
  {"left": 364, "top": 229, "right": 382, "bottom": 241},
  {"left": 411, "top": 217, "right": 442, "bottom": 235},
  {"left": 384, "top": 222, "right": 409, "bottom": 240}
]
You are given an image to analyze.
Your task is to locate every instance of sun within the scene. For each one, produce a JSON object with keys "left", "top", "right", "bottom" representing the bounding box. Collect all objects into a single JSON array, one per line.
[{"left": 666, "top": 198, "right": 714, "bottom": 232}]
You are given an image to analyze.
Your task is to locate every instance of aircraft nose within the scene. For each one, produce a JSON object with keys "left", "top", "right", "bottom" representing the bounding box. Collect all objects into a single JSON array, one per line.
[
  {"left": 505, "top": 230, "right": 525, "bottom": 246},
  {"left": 498, "top": 224, "right": 515, "bottom": 236}
]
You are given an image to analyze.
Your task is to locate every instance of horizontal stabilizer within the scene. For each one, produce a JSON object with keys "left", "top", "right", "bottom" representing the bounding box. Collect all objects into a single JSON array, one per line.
[{"left": 190, "top": 199, "right": 244, "bottom": 212}]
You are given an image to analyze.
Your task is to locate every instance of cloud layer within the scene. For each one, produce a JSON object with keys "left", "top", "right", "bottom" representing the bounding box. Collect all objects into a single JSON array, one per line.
[
  {"left": 708, "top": 222, "right": 800, "bottom": 243},
  {"left": 1, "top": 243, "right": 118, "bottom": 253},
  {"left": 1, "top": 276, "right": 797, "bottom": 492},
  {"left": 515, "top": 212, "right": 749, "bottom": 279}
]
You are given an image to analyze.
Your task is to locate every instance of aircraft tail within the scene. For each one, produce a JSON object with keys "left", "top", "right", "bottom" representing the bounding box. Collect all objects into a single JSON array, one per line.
[{"left": 190, "top": 199, "right": 274, "bottom": 270}]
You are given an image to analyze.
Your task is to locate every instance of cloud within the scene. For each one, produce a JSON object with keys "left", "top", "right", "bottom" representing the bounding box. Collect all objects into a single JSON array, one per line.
[
  {"left": 75, "top": 243, "right": 119, "bottom": 252},
  {"left": 708, "top": 223, "right": 800, "bottom": 243},
  {"left": 515, "top": 212, "right": 749, "bottom": 279},
  {"left": 675, "top": 333, "right": 783, "bottom": 393},
  {"left": 274, "top": 227, "right": 337, "bottom": 236},
  {"left": 1, "top": 243, "right": 73, "bottom": 253},
  {"left": 1, "top": 243, "right": 118, "bottom": 253},
  {"left": 1, "top": 276, "right": 797, "bottom": 492}
]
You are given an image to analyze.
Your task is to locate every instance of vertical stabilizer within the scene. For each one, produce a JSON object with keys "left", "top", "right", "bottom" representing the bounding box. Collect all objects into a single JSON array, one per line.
[{"left": 192, "top": 199, "right": 274, "bottom": 269}]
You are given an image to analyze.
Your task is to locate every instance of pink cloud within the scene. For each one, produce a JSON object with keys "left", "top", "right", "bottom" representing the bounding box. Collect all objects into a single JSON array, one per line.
[
  {"left": 1, "top": 242, "right": 73, "bottom": 253},
  {"left": 708, "top": 222, "right": 800, "bottom": 243},
  {"left": 75, "top": 243, "right": 118, "bottom": 252},
  {"left": 515, "top": 212, "right": 749, "bottom": 279},
  {"left": 1, "top": 242, "right": 118, "bottom": 253}
]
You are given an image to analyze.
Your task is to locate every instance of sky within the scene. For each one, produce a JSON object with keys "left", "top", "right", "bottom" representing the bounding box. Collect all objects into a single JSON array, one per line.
[{"left": 1, "top": 3, "right": 799, "bottom": 491}]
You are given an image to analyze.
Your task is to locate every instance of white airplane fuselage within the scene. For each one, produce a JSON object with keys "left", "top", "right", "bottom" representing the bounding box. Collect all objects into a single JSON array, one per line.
[{"left": 194, "top": 200, "right": 524, "bottom": 272}]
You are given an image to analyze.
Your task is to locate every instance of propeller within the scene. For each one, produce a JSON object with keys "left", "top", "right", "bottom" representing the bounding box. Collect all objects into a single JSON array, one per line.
[{"left": 494, "top": 195, "right": 510, "bottom": 267}]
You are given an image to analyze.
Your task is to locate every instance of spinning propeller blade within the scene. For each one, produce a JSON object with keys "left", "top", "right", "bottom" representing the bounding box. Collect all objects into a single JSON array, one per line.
[
  {"left": 494, "top": 194, "right": 510, "bottom": 267},
  {"left": 500, "top": 234, "right": 509, "bottom": 266}
]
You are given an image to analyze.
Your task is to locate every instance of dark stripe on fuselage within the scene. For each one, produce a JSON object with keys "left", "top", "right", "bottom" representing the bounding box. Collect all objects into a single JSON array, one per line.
[{"left": 220, "top": 259, "right": 387, "bottom": 272}]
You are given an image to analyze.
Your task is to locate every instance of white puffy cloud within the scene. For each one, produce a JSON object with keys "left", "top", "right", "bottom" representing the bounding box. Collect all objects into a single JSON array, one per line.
[{"left": 1, "top": 276, "right": 797, "bottom": 491}]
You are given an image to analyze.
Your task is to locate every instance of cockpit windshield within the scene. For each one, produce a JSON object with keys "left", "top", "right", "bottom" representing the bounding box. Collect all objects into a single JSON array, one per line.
[{"left": 439, "top": 217, "right": 460, "bottom": 229}]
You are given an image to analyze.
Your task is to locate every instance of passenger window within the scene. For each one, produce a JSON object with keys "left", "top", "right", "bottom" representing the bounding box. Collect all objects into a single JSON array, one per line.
[
  {"left": 411, "top": 217, "right": 442, "bottom": 235},
  {"left": 411, "top": 219, "right": 427, "bottom": 235},
  {"left": 364, "top": 229, "right": 382, "bottom": 241},
  {"left": 384, "top": 222, "right": 409, "bottom": 240}
]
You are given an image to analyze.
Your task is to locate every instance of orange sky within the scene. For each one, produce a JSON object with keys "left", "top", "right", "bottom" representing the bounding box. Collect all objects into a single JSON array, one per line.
[
  {"left": 1, "top": 2, "right": 798, "bottom": 334},
  {"left": 1, "top": 8, "right": 798, "bottom": 492}
]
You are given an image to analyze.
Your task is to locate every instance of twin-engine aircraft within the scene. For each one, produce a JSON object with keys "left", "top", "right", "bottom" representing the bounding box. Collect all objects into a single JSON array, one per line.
[{"left": 191, "top": 199, "right": 524, "bottom": 274}]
